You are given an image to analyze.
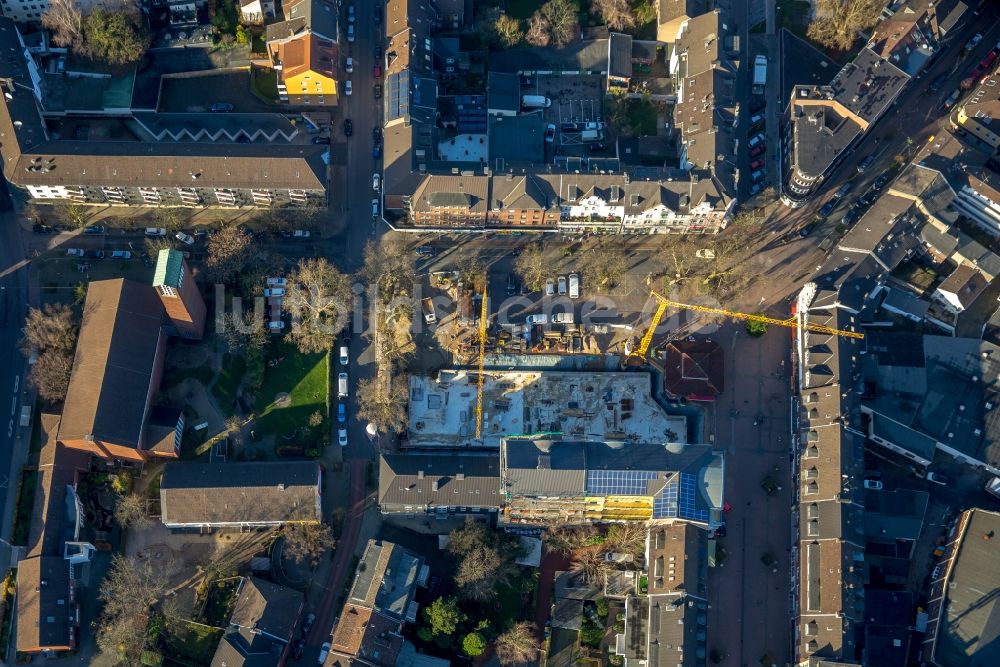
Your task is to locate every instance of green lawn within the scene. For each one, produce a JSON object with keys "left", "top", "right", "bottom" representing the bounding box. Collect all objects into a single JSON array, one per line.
[
  {"left": 252, "top": 67, "right": 279, "bottom": 102},
  {"left": 211, "top": 354, "right": 246, "bottom": 411},
  {"left": 254, "top": 341, "right": 329, "bottom": 436},
  {"left": 164, "top": 622, "right": 223, "bottom": 667}
]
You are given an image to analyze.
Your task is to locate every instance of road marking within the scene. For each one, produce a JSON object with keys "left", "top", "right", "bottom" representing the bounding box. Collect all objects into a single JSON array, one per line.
[
  {"left": 7, "top": 420, "right": 12, "bottom": 438},
  {"left": 0, "top": 475, "right": 7, "bottom": 489},
  {"left": 8, "top": 397, "right": 14, "bottom": 416},
  {"left": 13, "top": 376, "right": 18, "bottom": 394}
]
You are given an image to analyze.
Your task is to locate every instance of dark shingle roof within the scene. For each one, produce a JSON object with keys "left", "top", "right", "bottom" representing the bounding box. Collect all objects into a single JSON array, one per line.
[
  {"left": 229, "top": 577, "right": 302, "bottom": 643},
  {"left": 160, "top": 461, "right": 320, "bottom": 526},
  {"left": 58, "top": 279, "right": 165, "bottom": 448},
  {"left": 379, "top": 453, "right": 500, "bottom": 508},
  {"left": 16, "top": 557, "right": 73, "bottom": 653}
]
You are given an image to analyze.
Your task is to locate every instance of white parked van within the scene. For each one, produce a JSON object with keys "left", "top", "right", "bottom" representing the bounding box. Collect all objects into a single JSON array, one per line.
[
  {"left": 521, "top": 95, "right": 551, "bottom": 108},
  {"left": 339, "top": 345, "right": 349, "bottom": 366},
  {"left": 338, "top": 372, "right": 348, "bottom": 398}
]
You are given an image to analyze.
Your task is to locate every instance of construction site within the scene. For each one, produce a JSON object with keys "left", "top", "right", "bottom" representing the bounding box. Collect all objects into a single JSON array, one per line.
[{"left": 405, "top": 370, "right": 689, "bottom": 449}]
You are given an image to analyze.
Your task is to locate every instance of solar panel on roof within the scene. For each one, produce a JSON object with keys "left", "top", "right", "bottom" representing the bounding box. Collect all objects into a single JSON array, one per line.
[
  {"left": 653, "top": 481, "right": 679, "bottom": 518},
  {"left": 677, "top": 473, "right": 709, "bottom": 522},
  {"left": 586, "top": 470, "right": 657, "bottom": 496}
]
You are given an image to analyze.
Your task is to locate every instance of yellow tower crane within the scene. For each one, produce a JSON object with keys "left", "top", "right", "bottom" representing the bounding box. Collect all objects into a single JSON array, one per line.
[
  {"left": 630, "top": 291, "right": 864, "bottom": 359},
  {"left": 474, "top": 283, "right": 489, "bottom": 439}
]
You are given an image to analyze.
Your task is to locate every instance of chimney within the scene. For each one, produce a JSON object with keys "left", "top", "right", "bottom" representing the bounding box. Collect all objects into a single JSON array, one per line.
[
  {"left": 417, "top": 470, "right": 425, "bottom": 479},
  {"left": 431, "top": 480, "right": 439, "bottom": 491},
  {"left": 456, "top": 473, "right": 466, "bottom": 480}
]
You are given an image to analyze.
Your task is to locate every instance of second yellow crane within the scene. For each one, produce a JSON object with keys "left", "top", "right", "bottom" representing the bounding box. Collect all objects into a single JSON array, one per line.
[{"left": 630, "top": 291, "right": 864, "bottom": 359}]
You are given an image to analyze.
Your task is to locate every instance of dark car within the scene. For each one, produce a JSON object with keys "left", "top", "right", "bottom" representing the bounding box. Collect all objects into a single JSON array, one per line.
[
  {"left": 374, "top": 84, "right": 383, "bottom": 99},
  {"left": 375, "top": 45, "right": 383, "bottom": 59},
  {"left": 83, "top": 225, "right": 105, "bottom": 234},
  {"left": 873, "top": 173, "right": 891, "bottom": 190},
  {"left": 842, "top": 207, "right": 862, "bottom": 227},
  {"left": 32, "top": 224, "right": 54, "bottom": 234},
  {"left": 372, "top": 127, "right": 382, "bottom": 142},
  {"left": 373, "top": 143, "right": 381, "bottom": 158},
  {"left": 292, "top": 639, "right": 305, "bottom": 660},
  {"left": 799, "top": 224, "right": 816, "bottom": 237},
  {"left": 312, "top": 136, "right": 331, "bottom": 144},
  {"left": 89, "top": 250, "right": 105, "bottom": 259},
  {"left": 818, "top": 199, "right": 838, "bottom": 218},
  {"left": 344, "top": 118, "right": 353, "bottom": 136},
  {"left": 750, "top": 97, "right": 766, "bottom": 113},
  {"left": 141, "top": 252, "right": 153, "bottom": 268},
  {"left": 928, "top": 73, "right": 948, "bottom": 93},
  {"left": 374, "top": 5, "right": 382, "bottom": 22},
  {"left": 749, "top": 144, "right": 766, "bottom": 157},
  {"left": 750, "top": 158, "right": 765, "bottom": 170},
  {"left": 561, "top": 121, "right": 580, "bottom": 132},
  {"left": 506, "top": 273, "right": 517, "bottom": 296},
  {"left": 302, "top": 612, "right": 316, "bottom": 636},
  {"left": 210, "top": 102, "right": 234, "bottom": 112},
  {"left": 337, "top": 403, "right": 346, "bottom": 423}
]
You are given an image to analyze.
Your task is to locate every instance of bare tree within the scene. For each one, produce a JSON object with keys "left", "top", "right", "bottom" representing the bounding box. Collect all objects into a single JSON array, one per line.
[
  {"left": 541, "top": 0, "right": 579, "bottom": 47},
  {"left": 570, "top": 549, "right": 611, "bottom": 585},
  {"left": 95, "top": 554, "right": 171, "bottom": 665},
  {"left": 356, "top": 375, "right": 408, "bottom": 434},
  {"left": 359, "top": 238, "right": 414, "bottom": 301},
  {"left": 593, "top": 0, "right": 636, "bottom": 31},
  {"left": 447, "top": 519, "right": 523, "bottom": 601},
  {"left": 157, "top": 207, "right": 186, "bottom": 232},
  {"left": 495, "top": 14, "right": 524, "bottom": 47},
  {"left": 42, "top": 0, "right": 83, "bottom": 50},
  {"left": 21, "top": 303, "right": 76, "bottom": 355},
  {"left": 496, "top": 622, "right": 541, "bottom": 665},
  {"left": 281, "top": 523, "right": 336, "bottom": 566},
  {"left": 115, "top": 493, "right": 152, "bottom": 531},
  {"left": 513, "top": 243, "right": 549, "bottom": 292},
  {"left": 807, "top": 0, "right": 882, "bottom": 51},
  {"left": 604, "top": 523, "right": 646, "bottom": 560},
  {"left": 52, "top": 202, "right": 89, "bottom": 229},
  {"left": 525, "top": 12, "right": 552, "bottom": 47},
  {"left": 144, "top": 236, "right": 173, "bottom": 257},
  {"left": 205, "top": 225, "right": 253, "bottom": 284},
  {"left": 29, "top": 350, "right": 73, "bottom": 402},
  {"left": 579, "top": 240, "right": 629, "bottom": 290},
  {"left": 543, "top": 524, "right": 597, "bottom": 555},
  {"left": 285, "top": 258, "right": 352, "bottom": 354},
  {"left": 217, "top": 310, "right": 267, "bottom": 355}
]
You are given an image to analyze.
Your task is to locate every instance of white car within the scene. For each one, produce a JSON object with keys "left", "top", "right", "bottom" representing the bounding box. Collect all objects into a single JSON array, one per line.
[
  {"left": 526, "top": 313, "right": 548, "bottom": 325},
  {"left": 110, "top": 250, "right": 132, "bottom": 259},
  {"left": 263, "top": 287, "right": 285, "bottom": 297},
  {"left": 175, "top": 232, "right": 194, "bottom": 246},
  {"left": 293, "top": 229, "right": 311, "bottom": 238},
  {"left": 345, "top": 57, "right": 354, "bottom": 74},
  {"left": 65, "top": 248, "right": 85, "bottom": 257},
  {"left": 986, "top": 476, "right": 1000, "bottom": 499},
  {"left": 318, "top": 641, "right": 331, "bottom": 664},
  {"left": 266, "top": 277, "right": 287, "bottom": 287},
  {"left": 545, "top": 278, "right": 555, "bottom": 296},
  {"left": 863, "top": 479, "right": 883, "bottom": 490},
  {"left": 584, "top": 121, "right": 604, "bottom": 130},
  {"left": 338, "top": 428, "right": 348, "bottom": 446},
  {"left": 144, "top": 227, "right": 167, "bottom": 237},
  {"left": 345, "top": 80, "right": 352, "bottom": 96},
  {"left": 267, "top": 321, "right": 285, "bottom": 331},
  {"left": 372, "top": 173, "right": 381, "bottom": 191},
  {"left": 339, "top": 345, "right": 349, "bottom": 366},
  {"left": 553, "top": 312, "right": 574, "bottom": 324},
  {"left": 558, "top": 276, "right": 567, "bottom": 295},
  {"left": 568, "top": 273, "right": 579, "bottom": 299}
]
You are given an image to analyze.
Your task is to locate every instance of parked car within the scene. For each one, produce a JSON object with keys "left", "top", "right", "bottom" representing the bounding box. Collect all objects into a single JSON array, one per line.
[
  {"left": 863, "top": 479, "right": 883, "bottom": 490},
  {"left": 568, "top": 273, "right": 579, "bottom": 299},
  {"left": 583, "top": 121, "right": 604, "bottom": 130},
  {"left": 83, "top": 225, "right": 104, "bottom": 234},
  {"left": 338, "top": 372, "right": 348, "bottom": 398},
  {"left": 267, "top": 277, "right": 287, "bottom": 287},
  {"left": 414, "top": 246, "right": 435, "bottom": 256},
  {"left": 347, "top": 3, "right": 355, "bottom": 22},
  {"left": 525, "top": 314, "right": 548, "bottom": 325},
  {"left": 175, "top": 232, "right": 195, "bottom": 245},
  {"left": 292, "top": 639, "right": 305, "bottom": 660},
  {"left": 929, "top": 73, "right": 948, "bottom": 93},
  {"left": 374, "top": 5, "right": 382, "bottom": 22},
  {"left": 558, "top": 275, "right": 567, "bottom": 295},
  {"left": 819, "top": 199, "right": 838, "bottom": 217},
  {"left": 986, "top": 476, "right": 1000, "bottom": 498},
  {"left": 293, "top": 230, "right": 311, "bottom": 238},
  {"left": 798, "top": 223, "right": 815, "bottom": 238},
  {"left": 145, "top": 227, "right": 167, "bottom": 237},
  {"left": 344, "top": 118, "right": 353, "bottom": 136},
  {"left": 372, "top": 127, "right": 382, "bottom": 142},
  {"left": 748, "top": 183, "right": 762, "bottom": 196},
  {"left": 842, "top": 207, "right": 862, "bottom": 227},
  {"left": 89, "top": 250, "right": 105, "bottom": 259},
  {"left": 750, "top": 169, "right": 766, "bottom": 182},
  {"left": 312, "top": 136, "right": 331, "bottom": 144},
  {"left": 110, "top": 250, "right": 131, "bottom": 259},
  {"left": 833, "top": 182, "right": 852, "bottom": 198},
  {"left": 302, "top": 612, "right": 316, "bottom": 636},
  {"left": 337, "top": 403, "right": 346, "bottom": 423},
  {"left": 545, "top": 278, "right": 555, "bottom": 295},
  {"left": 747, "top": 132, "right": 765, "bottom": 148},
  {"left": 210, "top": 102, "right": 234, "bottom": 112},
  {"left": 857, "top": 154, "right": 876, "bottom": 173},
  {"left": 927, "top": 472, "right": 950, "bottom": 485},
  {"left": 318, "top": 641, "right": 331, "bottom": 664},
  {"left": 553, "top": 312, "right": 574, "bottom": 324},
  {"left": 374, "top": 84, "right": 383, "bottom": 99},
  {"left": 373, "top": 143, "right": 381, "bottom": 158},
  {"left": 345, "top": 80, "right": 352, "bottom": 96},
  {"left": 561, "top": 121, "right": 580, "bottom": 132},
  {"left": 371, "top": 198, "right": 379, "bottom": 217},
  {"left": 506, "top": 273, "right": 517, "bottom": 296},
  {"left": 750, "top": 97, "right": 766, "bottom": 113},
  {"left": 32, "top": 224, "right": 54, "bottom": 234},
  {"left": 750, "top": 158, "right": 765, "bottom": 170},
  {"left": 345, "top": 57, "right": 354, "bottom": 73},
  {"left": 338, "top": 428, "right": 348, "bottom": 447},
  {"left": 749, "top": 144, "right": 766, "bottom": 157},
  {"left": 373, "top": 64, "right": 382, "bottom": 79},
  {"left": 372, "top": 173, "right": 381, "bottom": 191},
  {"left": 65, "top": 248, "right": 85, "bottom": 257},
  {"left": 347, "top": 24, "right": 355, "bottom": 42},
  {"left": 544, "top": 124, "right": 556, "bottom": 143},
  {"left": 339, "top": 344, "right": 349, "bottom": 365},
  {"left": 873, "top": 173, "right": 891, "bottom": 190},
  {"left": 263, "top": 288, "right": 285, "bottom": 297}
]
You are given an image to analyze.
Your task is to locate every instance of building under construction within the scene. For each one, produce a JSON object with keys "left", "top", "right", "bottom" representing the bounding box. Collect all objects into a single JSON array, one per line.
[
  {"left": 407, "top": 369, "right": 689, "bottom": 449},
  {"left": 499, "top": 439, "right": 723, "bottom": 527}
]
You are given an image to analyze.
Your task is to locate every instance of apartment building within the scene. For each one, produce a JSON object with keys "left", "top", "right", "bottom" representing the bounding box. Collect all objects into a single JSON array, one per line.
[
  {"left": 783, "top": 48, "right": 909, "bottom": 204},
  {"left": 499, "top": 440, "right": 723, "bottom": 526},
  {"left": 954, "top": 61, "right": 1000, "bottom": 153},
  {"left": 211, "top": 577, "right": 304, "bottom": 666},
  {"left": 793, "top": 283, "right": 867, "bottom": 664},
  {"left": 656, "top": 0, "right": 708, "bottom": 43},
  {"left": 265, "top": 0, "right": 339, "bottom": 105},
  {"left": 0, "top": 18, "right": 328, "bottom": 208},
  {"left": 153, "top": 249, "right": 207, "bottom": 341},
  {"left": 378, "top": 453, "right": 501, "bottom": 517}
]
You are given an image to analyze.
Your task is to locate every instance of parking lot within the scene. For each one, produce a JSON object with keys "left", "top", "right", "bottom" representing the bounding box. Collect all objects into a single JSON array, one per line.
[{"left": 532, "top": 74, "right": 606, "bottom": 152}]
